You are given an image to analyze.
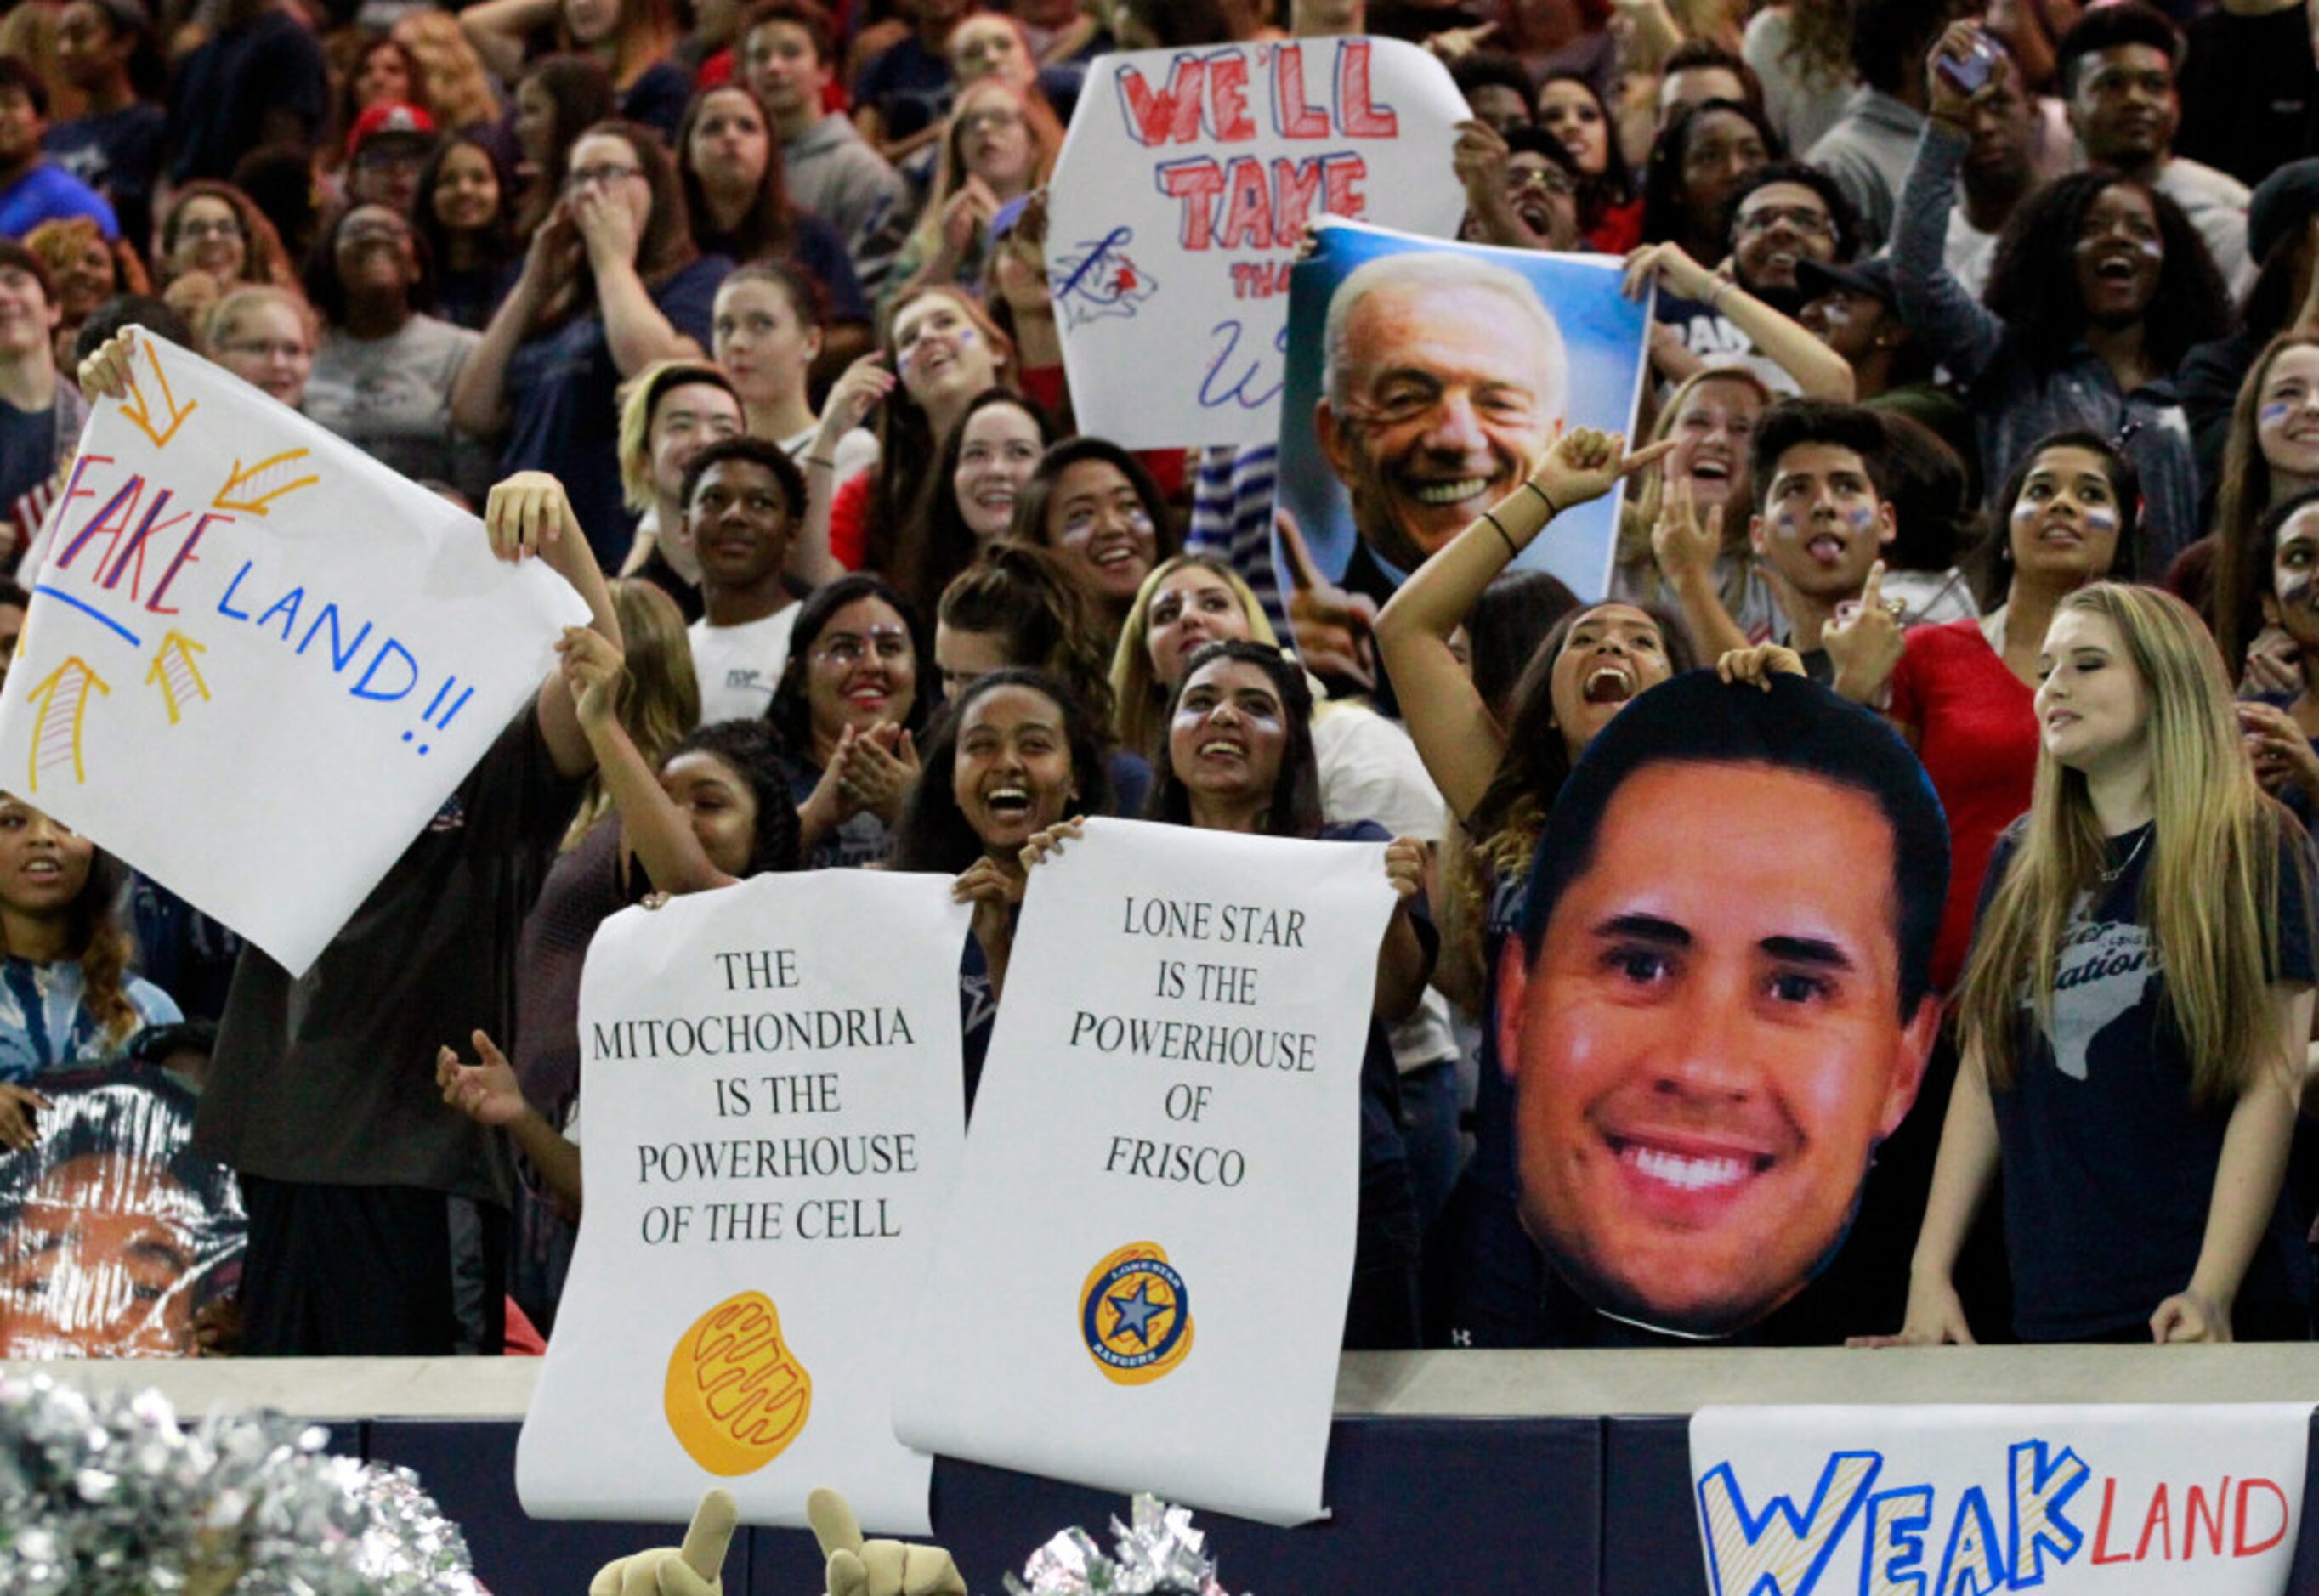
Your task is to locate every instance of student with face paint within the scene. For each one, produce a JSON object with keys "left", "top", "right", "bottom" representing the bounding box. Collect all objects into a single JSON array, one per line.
[
  {"left": 1611, "top": 367, "right": 1783, "bottom": 648},
  {"left": 1851, "top": 433, "right": 2140, "bottom": 1001},
  {"left": 1891, "top": 21, "right": 2230, "bottom": 571},
  {"left": 1860, "top": 584, "right": 2315, "bottom": 1345},
  {"left": 2233, "top": 490, "right": 2319, "bottom": 832},
  {"left": 2196, "top": 334, "right": 2319, "bottom": 687},
  {"left": 1021, "top": 639, "right": 1434, "bottom": 1348},
  {"left": 889, "top": 668, "right": 1111, "bottom": 1112},
  {"left": 1648, "top": 399, "right": 1902, "bottom": 694}
]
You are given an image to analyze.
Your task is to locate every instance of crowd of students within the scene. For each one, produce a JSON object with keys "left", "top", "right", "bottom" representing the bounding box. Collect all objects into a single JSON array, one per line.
[{"left": 4, "top": 0, "right": 2319, "bottom": 1358}]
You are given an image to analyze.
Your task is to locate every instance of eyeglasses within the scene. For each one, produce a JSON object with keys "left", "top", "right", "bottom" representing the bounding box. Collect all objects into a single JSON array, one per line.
[
  {"left": 1735, "top": 205, "right": 1834, "bottom": 237},
  {"left": 1504, "top": 165, "right": 1578, "bottom": 198},
  {"left": 565, "top": 162, "right": 644, "bottom": 190},
  {"left": 813, "top": 630, "right": 911, "bottom": 667},
  {"left": 178, "top": 218, "right": 244, "bottom": 241},
  {"left": 218, "top": 339, "right": 311, "bottom": 362}
]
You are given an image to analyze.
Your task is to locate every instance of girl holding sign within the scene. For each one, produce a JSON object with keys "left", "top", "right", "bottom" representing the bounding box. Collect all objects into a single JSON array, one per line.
[
  {"left": 891, "top": 667, "right": 1113, "bottom": 1112},
  {"left": 1029, "top": 639, "right": 1433, "bottom": 1347},
  {"left": 1864, "top": 584, "right": 2316, "bottom": 1344}
]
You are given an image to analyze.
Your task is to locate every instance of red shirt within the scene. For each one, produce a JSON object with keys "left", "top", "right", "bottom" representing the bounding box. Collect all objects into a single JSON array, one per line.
[
  {"left": 829, "top": 468, "right": 872, "bottom": 571},
  {"left": 1888, "top": 617, "right": 2040, "bottom": 994}
]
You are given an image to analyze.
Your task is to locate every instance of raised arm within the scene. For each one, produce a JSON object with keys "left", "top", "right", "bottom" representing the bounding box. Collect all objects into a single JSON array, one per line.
[
  {"left": 483, "top": 473, "right": 623, "bottom": 778},
  {"left": 1623, "top": 242, "right": 1857, "bottom": 401},
  {"left": 1891, "top": 25, "right": 2012, "bottom": 387},
  {"left": 451, "top": 207, "right": 577, "bottom": 437},
  {"left": 1375, "top": 429, "right": 1674, "bottom": 822},
  {"left": 458, "top": 0, "right": 558, "bottom": 83},
  {"left": 560, "top": 625, "right": 745, "bottom": 896}
]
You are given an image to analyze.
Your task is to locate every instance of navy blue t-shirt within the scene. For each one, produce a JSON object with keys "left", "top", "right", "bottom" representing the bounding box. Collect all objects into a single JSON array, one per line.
[
  {"left": 621, "top": 61, "right": 694, "bottom": 143},
  {"left": 502, "top": 255, "right": 729, "bottom": 570},
  {"left": 45, "top": 105, "right": 163, "bottom": 248},
  {"left": 1980, "top": 818, "right": 2316, "bottom": 1340},
  {"left": 853, "top": 35, "right": 953, "bottom": 142}
]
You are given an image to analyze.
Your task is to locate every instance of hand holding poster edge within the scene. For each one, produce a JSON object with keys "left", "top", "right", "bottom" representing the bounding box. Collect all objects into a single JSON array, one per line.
[
  {"left": 6, "top": 327, "right": 590, "bottom": 975},
  {"left": 892, "top": 817, "right": 1398, "bottom": 1526}
]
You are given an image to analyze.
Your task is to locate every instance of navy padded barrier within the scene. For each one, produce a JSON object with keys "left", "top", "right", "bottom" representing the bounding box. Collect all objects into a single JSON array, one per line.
[
  {"left": 366, "top": 1418, "right": 753, "bottom": 1596},
  {"left": 1602, "top": 1416, "right": 1707, "bottom": 1596}
]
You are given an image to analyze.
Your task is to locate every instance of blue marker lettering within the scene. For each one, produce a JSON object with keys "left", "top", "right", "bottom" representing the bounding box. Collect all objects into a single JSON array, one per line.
[
  {"left": 297, "top": 604, "right": 374, "bottom": 672},
  {"left": 256, "top": 586, "right": 305, "bottom": 642},
  {"left": 214, "top": 559, "right": 258, "bottom": 620},
  {"left": 351, "top": 638, "right": 418, "bottom": 702}
]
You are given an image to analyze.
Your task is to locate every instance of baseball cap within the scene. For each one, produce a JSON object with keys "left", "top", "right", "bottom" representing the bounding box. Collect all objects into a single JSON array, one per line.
[{"left": 346, "top": 101, "right": 439, "bottom": 162}]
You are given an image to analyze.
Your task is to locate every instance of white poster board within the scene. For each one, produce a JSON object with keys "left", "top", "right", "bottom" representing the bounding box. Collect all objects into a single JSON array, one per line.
[
  {"left": 1690, "top": 1404, "right": 2312, "bottom": 1596},
  {"left": 893, "top": 818, "right": 1394, "bottom": 1525},
  {"left": 0, "top": 331, "right": 586, "bottom": 974},
  {"left": 519, "top": 871, "right": 972, "bottom": 1531},
  {"left": 1046, "top": 38, "right": 1468, "bottom": 449}
]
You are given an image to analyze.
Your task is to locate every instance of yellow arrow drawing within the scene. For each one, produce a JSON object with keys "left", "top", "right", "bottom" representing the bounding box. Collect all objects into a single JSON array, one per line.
[
  {"left": 142, "top": 631, "right": 210, "bottom": 725},
  {"left": 213, "top": 448, "right": 320, "bottom": 516},
  {"left": 26, "top": 655, "right": 110, "bottom": 793},
  {"left": 116, "top": 337, "right": 197, "bottom": 450}
]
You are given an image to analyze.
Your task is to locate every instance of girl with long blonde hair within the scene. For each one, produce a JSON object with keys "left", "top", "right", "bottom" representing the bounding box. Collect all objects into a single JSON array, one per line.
[{"left": 1867, "top": 583, "right": 2316, "bottom": 1346}]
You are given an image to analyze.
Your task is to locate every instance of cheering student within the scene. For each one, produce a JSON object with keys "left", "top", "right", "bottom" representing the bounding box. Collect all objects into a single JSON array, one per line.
[
  {"left": 675, "top": 83, "right": 866, "bottom": 335},
  {"left": 62, "top": 341, "right": 626, "bottom": 1359},
  {"left": 821, "top": 286, "right": 1018, "bottom": 616},
  {"left": 0, "top": 799, "right": 181, "bottom": 1147},
  {"left": 926, "top": 388, "right": 1054, "bottom": 574},
  {"left": 889, "top": 668, "right": 1112, "bottom": 1111},
  {"left": 2233, "top": 490, "right": 2319, "bottom": 832},
  {"left": 439, "top": 651, "right": 802, "bottom": 1220},
  {"left": 680, "top": 436, "right": 811, "bottom": 724},
  {"left": 764, "top": 574, "right": 932, "bottom": 869},
  {"left": 1021, "top": 639, "right": 1433, "bottom": 1349},
  {"left": 439, "top": 579, "right": 696, "bottom": 1331},
  {"left": 1890, "top": 21, "right": 2228, "bottom": 570},
  {"left": 462, "top": 0, "right": 690, "bottom": 140},
  {"left": 1860, "top": 585, "right": 2316, "bottom": 1345},
  {"left": 412, "top": 135, "right": 518, "bottom": 333},
  {"left": 1012, "top": 439, "right": 1177, "bottom": 659},
  {"left": 1610, "top": 367, "right": 1780, "bottom": 645},
  {"left": 2195, "top": 333, "right": 2319, "bottom": 685}
]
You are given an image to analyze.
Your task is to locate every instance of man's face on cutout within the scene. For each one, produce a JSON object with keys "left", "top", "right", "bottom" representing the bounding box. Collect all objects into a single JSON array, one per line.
[
  {"left": 1500, "top": 761, "right": 1936, "bottom": 1335},
  {"left": 1316, "top": 275, "right": 1564, "bottom": 573}
]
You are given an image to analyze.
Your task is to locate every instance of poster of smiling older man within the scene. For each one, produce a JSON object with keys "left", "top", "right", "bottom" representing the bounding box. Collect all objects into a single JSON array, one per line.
[{"left": 1274, "top": 221, "right": 1652, "bottom": 608}]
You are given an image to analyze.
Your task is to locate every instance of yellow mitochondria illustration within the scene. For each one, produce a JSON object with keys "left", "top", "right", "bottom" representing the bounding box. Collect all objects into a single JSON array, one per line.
[
  {"left": 1080, "top": 1241, "right": 1194, "bottom": 1385},
  {"left": 664, "top": 1290, "right": 813, "bottom": 1475}
]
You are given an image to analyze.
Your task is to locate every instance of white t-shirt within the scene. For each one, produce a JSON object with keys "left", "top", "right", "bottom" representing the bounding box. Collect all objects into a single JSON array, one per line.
[{"left": 689, "top": 606, "right": 800, "bottom": 725}]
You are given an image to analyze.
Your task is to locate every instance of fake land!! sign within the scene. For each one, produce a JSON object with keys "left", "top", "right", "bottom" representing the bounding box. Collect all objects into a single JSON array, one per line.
[
  {"left": 1689, "top": 1404, "right": 2311, "bottom": 1596},
  {"left": 1045, "top": 38, "right": 1468, "bottom": 449},
  {"left": 0, "top": 331, "right": 585, "bottom": 974},
  {"left": 519, "top": 871, "right": 972, "bottom": 1532},
  {"left": 893, "top": 818, "right": 1395, "bottom": 1526}
]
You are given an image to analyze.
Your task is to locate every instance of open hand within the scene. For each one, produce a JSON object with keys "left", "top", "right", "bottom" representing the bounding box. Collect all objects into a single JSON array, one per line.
[{"left": 436, "top": 1030, "right": 529, "bottom": 1129}]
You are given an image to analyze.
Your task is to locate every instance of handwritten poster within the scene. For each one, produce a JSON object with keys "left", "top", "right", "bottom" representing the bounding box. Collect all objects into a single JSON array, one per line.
[
  {"left": 1690, "top": 1405, "right": 2312, "bottom": 1596},
  {"left": 893, "top": 818, "right": 1394, "bottom": 1526},
  {"left": 519, "top": 871, "right": 972, "bottom": 1532},
  {"left": 1275, "top": 222, "right": 1652, "bottom": 606},
  {"left": 1046, "top": 38, "right": 1468, "bottom": 449},
  {"left": 0, "top": 331, "right": 587, "bottom": 974}
]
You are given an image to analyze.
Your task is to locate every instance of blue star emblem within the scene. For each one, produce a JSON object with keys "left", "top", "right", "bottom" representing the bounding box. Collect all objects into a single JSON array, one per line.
[{"left": 1107, "top": 1282, "right": 1164, "bottom": 1344}]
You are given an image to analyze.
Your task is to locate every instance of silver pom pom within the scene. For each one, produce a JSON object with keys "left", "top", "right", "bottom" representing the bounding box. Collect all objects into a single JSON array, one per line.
[
  {"left": 0, "top": 1373, "right": 485, "bottom": 1595},
  {"left": 1004, "top": 1494, "right": 1245, "bottom": 1596}
]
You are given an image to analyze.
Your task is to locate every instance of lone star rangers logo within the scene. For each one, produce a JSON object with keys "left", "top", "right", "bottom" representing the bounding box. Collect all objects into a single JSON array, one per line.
[{"left": 1080, "top": 1241, "right": 1194, "bottom": 1385}]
